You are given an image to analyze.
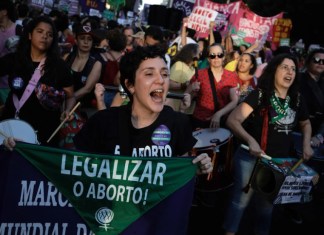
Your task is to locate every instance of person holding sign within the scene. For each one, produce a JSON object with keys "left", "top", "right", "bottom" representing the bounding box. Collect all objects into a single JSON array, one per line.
[{"left": 223, "top": 53, "right": 313, "bottom": 235}]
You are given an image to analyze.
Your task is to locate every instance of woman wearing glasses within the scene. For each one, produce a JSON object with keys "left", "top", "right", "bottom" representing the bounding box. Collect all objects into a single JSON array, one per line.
[
  {"left": 223, "top": 53, "right": 313, "bottom": 235},
  {"left": 185, "top": 43, "right": 239, "bottom": 129},
  {"left": 296, "top": 49, "right": 324, "bottom": 200},
  {"left": 299, "top": 48, "right": 324, "bottom": 148}
]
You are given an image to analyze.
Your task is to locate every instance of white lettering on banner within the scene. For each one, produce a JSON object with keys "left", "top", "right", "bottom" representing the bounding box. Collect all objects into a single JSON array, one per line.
[
  {"left": 203, "top": 0, "right": 240, "bottom": 15},
  {"left": 187, "top": 6, "right": 218, "bottom": 35},
  {"left": 61, "top": 156, "right": 166, "bottom": 186},
  {"left": 0, "top": 223, "right": 68, "bottom": 235},
  {"left": 252, "top": 16, "right": 276, "bottom": 27},
  {"left": 76, "top": 182, "right": 150, "bottom": 205},
  {"left": 18, "top": 181, "right": 72, "bottom": 207},
  {"left": 239, "top": 18, "right": 259, "bottom": 30},
  {"left": 238, "top": 18, "right": 270, "bottom": 38},
  {"left": 238, "top": 28, "right": 259, "bottom": 39},
  {"left": 114, "top": 144, "right": 172, "bottom": 157},
  {"left": 191, "top": 7, "right": 213, "bottom": 18},
  {"left": 133, "top": 145, "right": 172, "bottom": 157}
]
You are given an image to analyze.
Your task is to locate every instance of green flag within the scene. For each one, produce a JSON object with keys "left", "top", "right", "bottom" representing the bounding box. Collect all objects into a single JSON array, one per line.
[{"left": 15, "top": 142, "right": 197, "bottom": 234}]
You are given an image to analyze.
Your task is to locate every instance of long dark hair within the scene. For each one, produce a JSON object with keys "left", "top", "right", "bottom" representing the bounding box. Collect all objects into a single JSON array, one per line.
[
  {"left": 171, "top": 43, "right": 199, "bottom": 66},
  {"left": 236, "top": 52, "right": 257, "bottom": 75},
  {"left": 257, "top": 53, "right": 300, "bottom": 109},
  {"left": 15, "top": 16, "right": 60, "bottom": 76}
]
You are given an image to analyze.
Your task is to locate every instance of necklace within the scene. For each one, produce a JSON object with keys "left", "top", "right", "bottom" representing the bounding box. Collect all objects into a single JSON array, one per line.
[{"left": 270, "top": 93, "right": 290, "bottom": 123}]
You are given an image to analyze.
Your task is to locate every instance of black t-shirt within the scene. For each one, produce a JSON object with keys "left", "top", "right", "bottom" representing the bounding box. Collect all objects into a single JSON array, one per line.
[
  {"left": 299, "top": 72, "right": 324, "bottom": 133},
  {"left": 74, "top": 104, "right": 197, "bottom": 157},
  {"left": 65, "top": 52, "right": 97, "bottom": 107},
  {"left": 242, "top": 89, "right": 309, "bottom": 157}
]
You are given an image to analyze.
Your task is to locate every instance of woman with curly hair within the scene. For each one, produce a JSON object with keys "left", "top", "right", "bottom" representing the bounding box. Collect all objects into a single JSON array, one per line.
[{"left": 223, "top": 53, "right": 313, "bottom": 235}]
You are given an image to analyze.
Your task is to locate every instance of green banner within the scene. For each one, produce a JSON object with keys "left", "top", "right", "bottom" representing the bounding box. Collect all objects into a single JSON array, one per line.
[{"left": 15, "top": 143, "right": 197, "bottom": 235}]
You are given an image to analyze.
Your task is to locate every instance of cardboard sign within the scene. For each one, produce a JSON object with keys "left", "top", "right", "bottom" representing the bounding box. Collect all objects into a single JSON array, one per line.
[{"left": 187, "top": 6, "right": 218, "bottom": 38}]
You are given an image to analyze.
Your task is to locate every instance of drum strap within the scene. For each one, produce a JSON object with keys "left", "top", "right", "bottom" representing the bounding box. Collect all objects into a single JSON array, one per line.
[
  {"left": 207, "top": 68, "right": 218, "bottom": 112},
  {"left": 260, "top": 107, "right": 269, "bottom": 152},
  {"left": 13, "top": 58, "right": 46, "bottom": 118}
]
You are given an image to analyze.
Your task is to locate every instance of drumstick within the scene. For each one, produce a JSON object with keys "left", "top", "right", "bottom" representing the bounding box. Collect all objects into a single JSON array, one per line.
[
  {"left": 240, "top": 144, "right": 272, "bottom": 161},
  {"left": 46, "top": 102, "right": 81, "bottom": 143},
  {"left": 104, "top": 85, "right": 185, "bottom": 100},
  {"left": 289, "top": 158, "right": 304, "bottom": 174},
  {"left": 207, "top": 152, "right": 217, "bottom": 181}
]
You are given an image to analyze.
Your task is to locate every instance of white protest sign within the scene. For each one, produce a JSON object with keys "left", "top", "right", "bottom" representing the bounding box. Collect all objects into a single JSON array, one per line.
[
  {"left": 187, "top": 6, "right": 218, "bottom": 38},
  {"left": 274, "top": 175, "right": 314, "bottom": 204}
]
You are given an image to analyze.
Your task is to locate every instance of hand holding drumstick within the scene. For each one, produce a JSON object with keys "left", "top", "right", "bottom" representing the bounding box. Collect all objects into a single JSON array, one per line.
[
  {"left": 47, "top": 102, "right": 81, "bottom": 143},
  {"left": 192, "top": 152, "right": 213, "bottom": 175}
]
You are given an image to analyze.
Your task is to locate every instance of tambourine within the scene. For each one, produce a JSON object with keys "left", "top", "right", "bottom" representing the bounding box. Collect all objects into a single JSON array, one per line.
[{"left": 0, "top": 119, "right": 39, "bottom": 144}]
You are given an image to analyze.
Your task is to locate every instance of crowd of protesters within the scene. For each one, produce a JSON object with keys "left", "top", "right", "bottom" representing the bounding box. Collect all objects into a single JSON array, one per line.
[{"left": 1, "top": 0, "right": 324, "bottom": 234}]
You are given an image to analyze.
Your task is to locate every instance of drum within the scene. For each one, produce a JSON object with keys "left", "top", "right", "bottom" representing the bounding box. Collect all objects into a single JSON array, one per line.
[
  {"left": 251, "top": 158, "right": 318, "bottom": 204},
  {"left": 0, "top": 119, "right": 39, "bottom": 144},
  {"left": 191, "top": 128, "right": 233, "bottom": 207}
]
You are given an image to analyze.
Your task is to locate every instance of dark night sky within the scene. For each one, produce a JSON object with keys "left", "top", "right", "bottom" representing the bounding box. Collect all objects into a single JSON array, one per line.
[{"left": 124, "top": 0, "right": 324, "bottom": 48}]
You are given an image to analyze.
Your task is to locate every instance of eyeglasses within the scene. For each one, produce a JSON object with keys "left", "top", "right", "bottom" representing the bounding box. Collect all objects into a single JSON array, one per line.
[
  {"left": 312, "top": 57, "right": 324, "bottom": 65},
  {"left": 208, "top": 53, "right": 224, "bottom": 59},
  {"left": 279, "top": 64, "right": 296, "bottom": 73}
]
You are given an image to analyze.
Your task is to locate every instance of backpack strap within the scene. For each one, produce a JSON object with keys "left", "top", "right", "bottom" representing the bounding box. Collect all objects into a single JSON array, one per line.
[
  {"left": 64, "top": 52, "right": 76, "bottom": 68},
  {"left": 105, "top": 50, "right": 122, "bottom": 62},
  {"left": 207, "top": 68, "right": 219, "bottom": 112},
  {"left": 82, "top": 56, "right": 97, "bottom": 77}
]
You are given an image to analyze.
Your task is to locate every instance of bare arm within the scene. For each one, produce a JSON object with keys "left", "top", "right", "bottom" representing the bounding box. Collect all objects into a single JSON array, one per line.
[
  {"left": 183, "top": 82, "right": 198, "bottom": 103},
  {"left": 111, "top": 92, "right": 126, "bottom": 107},
  {"left": 226, "top": 102, "right": 264, "bottom": 157},
  {"left": 180, "top": 17, "right": 189, "bottom": 47},
  {"left": 225, "top": 33, "right": 233, "bottom": 53},
  {"left": 62, "top": 85, "right": 76, "bottom": 121},
  {"left": 299, "top": 119, "right": 313, "bottom": 160},
  {"left": 210, "top": 87, "right": 238, "bottom": 128},
  {"left": 94, "top": 83, "right": 107, "bottom": 110},
  {"left": 209, "top": 21, "right": 216, "bottom": 45},
  {"left": 245, "top": 40, "right": 259, "bottom": 54},
  {"left": 74, "top": 61, "right": 102, "bottom": 101},
  {"left": 311, "top": 121, "right": 324, "bottom": 147}
]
